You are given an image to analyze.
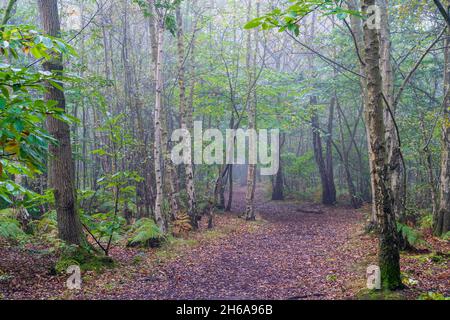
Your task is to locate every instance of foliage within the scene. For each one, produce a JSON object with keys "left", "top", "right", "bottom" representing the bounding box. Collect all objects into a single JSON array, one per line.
[
  {"left": 418, "top": 213, "right": 433, "bottom": 230},
  {"left": 54, "top": 244, "right": 114, "bottom": 274},
  {"left": 397, "top": 222, "right": 425, "bottom": 247},
  {"left": 244, "top": 0, "right": 360, "bottom": 35},
  {"left": 82, "top": 212, "right": 126, "bottom": 244},
  {"left": 127, "top": 218, "right": 165, "bottom": 248},
  {"left": 417, "top": 292, "right": 449, "bottom": 300},
  {"left": 0, "top": 209, "right": 26, "bottom": 242},
  {"left": 29, "top": 210, "right": 61, "bottom": 246},
  {"left": 172, "top": 212, "right": 192, "bottom": 238},
  {"left": 0, "top": 24, "right": 77, "bottom": 206}
]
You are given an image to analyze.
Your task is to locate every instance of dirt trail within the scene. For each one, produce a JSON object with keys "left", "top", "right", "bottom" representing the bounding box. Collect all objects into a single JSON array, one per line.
[
  {"left": 2, "top": 185, "right": 448, "bottom": 300},
  {"left": 0, "top": 185, "right": 375, "bottom": 300},
  {"left": 103, "top": 185, "right": 370, "bottom": 300}
]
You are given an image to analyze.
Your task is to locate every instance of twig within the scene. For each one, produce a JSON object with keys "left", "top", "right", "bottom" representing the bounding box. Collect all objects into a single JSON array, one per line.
[
  {"left": 26, "top": 1, "right": 107, "bottom": 68},
  {"left": 393, "top": 27, "right": 446, "bottom": 109}
]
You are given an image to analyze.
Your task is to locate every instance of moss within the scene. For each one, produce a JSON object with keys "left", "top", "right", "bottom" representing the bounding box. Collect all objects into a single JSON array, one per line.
[
  {"left": 380, "top": 262, "right": 403, "bottom": 290},
  {"left": 154, "top": 237, "right": 199, "bottom": 264},
  {"left": 55, "top": 245, "right": 115, "bottom": 274},
  {"left": 356, "top": 288, "right": 405, "bottom": 300},
  {"left": 430, "top": 251, "right": 449, "bottom": 264},
  {"left": 407, "top": 251, "right": 449, "bottom": 265},
  {"left": 417, "top": 292, "right": 449, "bottom": 300},
  {"left": 203, "top": 230, "right": 224, "bottom": 240}
]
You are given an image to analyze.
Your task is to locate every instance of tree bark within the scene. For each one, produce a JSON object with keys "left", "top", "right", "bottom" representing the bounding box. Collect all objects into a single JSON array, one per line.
[
  {"left": 419, "top": 117, "right": 438, "bottom": 218},
  {"left": 244, "top": 0, "right": 257, "bottom": 221},
  {"left": 272, "top": 133, "right": 285, "bottom": 200},
  {"left": 378, "top": 0, "right": 404, "bottom": 223},
  {"left": 38, "top": 0, "right": 83, "bottom": 245},
  {"left": 151, "top": 5, "right": 167, "bottom": 233},
  {"left": 336, "top": 98, "right": 362, "bottom": 208},
  {"left": 434, "top": 2, "right": 450, "bottom": 236},
  {"left": 311, "top": 97, "right": 336, "bottom": 205},
  {"left": 362, "top": 0, "right": 401, "bottom": 289},
  {"left": 176, "top": 6, "right": 198, "bottom": 227},
  {"left": 348, "top": 0, "right": 377, "bottom": 225},
  {"left": 325, "top": 97, "right": 337, "bottom": 204}
]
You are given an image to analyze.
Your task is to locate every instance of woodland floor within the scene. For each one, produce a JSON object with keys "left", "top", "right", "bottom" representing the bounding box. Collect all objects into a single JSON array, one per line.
[{"left": 0, "top": 185, "right": 449, "bottom": 300}]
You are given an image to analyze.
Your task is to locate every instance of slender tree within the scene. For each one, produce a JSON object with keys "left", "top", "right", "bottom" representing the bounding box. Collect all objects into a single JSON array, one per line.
[
  {"left": 361, "top": 0, "right": 401, "bottom": 289},
  {"left": 244, "top": 0, "right": 258, "bottom": 221},
  {"left": 434, "top": 0, "right": 450, "bottom": 236},
  {"left": 150, "top": 0, "right": 167, "bottom": 232},
  {"left": 176, "top": 5, "right": 198, "bottom": 227}
]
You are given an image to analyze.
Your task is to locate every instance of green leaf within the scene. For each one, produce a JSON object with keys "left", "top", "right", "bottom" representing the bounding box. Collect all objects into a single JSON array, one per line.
[{"left": 244, "top": 19, "right": 262, "bottom": 29}]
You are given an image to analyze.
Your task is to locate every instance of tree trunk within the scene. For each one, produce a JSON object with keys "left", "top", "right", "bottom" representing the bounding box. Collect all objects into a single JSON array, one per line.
[
  {"left": 348, "top": 0, "right": 377, "bottom": 225},
  {"left": 244, "top": 0, "right": 257, "bottom": 221},
  {"left": 362, "top": 0, "right": 401, "bottom": 289},
  {"left": 434, "top": 3, "right": 450, "bottom": 236},
  {"left": 311, "top": 96, "right": 335, "bottom": 205},
  {"left": 325, "top": 97, "right": 337, "bottom": 204},
  {"left": 38, "top": 0, "right": 83, "bottom": 245},
  {"left": 420, "top": 117, "right": 438, "bottom": 218},
  {"left": 176, "top": 6, "right": 198, "bottom": 227},
  {"left": 152, "top": 8, "right": 167, "bottom": 233},
  {"left": 226, "top": 163, "right": 233, "bottom": 211},
  {"left": 272, "top": 133, "right": 285, "bottom": 200},
  {"left": 336, "top": 99, "right": 362, "bottom": 209},
  {"left": 13, "top": 174, "right": 30, "bottom": 231},
  {"left": 379, "top": 0, "right": 404, "bottom": 223}
]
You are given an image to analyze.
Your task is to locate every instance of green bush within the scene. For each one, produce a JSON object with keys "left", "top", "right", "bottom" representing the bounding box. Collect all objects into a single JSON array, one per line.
[
  {"left": 418, "top": 214, "right": 433, "bottom": 230},
  {"left": 0, "top": 209, "right": 27, "bottom": 242},
  {"left": 29, "top": 210, "right": 61, "bottom": 246},
  {"left": 397, "top": 223, "right": 425, "bottom": 247},
  {"left": 127, "top": 218, "right": 165, "bottom": 248},
  {"left": 82, "top": 212, "right": 125, "bottom": 244}
]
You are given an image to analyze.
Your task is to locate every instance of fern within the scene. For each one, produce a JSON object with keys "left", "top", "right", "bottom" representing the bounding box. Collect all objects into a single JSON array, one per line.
[
  {"left": 418, "top": 214, "right": 433, "bottom": 230},
  {"left": 127, "top": 218, "right": 164, "bottom": 247},
  {"left": 172, "top": 212, "right": 192, "bottom": 238},
  {"left": 0, "top": 213, "right": 26, "bottom": 241},
  {"left": 30, "top": 210, "right": 60, "bottom": 245},
  {"left": 397, "top": 223, "right": 424, "bottom": 246}
]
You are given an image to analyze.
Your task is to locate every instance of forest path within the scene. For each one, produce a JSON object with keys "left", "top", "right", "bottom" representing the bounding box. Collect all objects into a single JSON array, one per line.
[{"left": 105, "top": 184, "right": 370, "bottom": 300}]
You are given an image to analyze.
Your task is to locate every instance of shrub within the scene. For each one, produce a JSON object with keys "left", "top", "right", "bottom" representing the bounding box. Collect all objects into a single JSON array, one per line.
[
  {"left": 29, "top": 210, "right": 61, "bottom": 246},
  {"left": 0, "top": 209, "right": 27, "bottom": 242},
  {"left": 397, "top": 223, "right": 425, "bottom": 247},
  {"left": 418, "top": 214, "right": 433, "bottom": 231},
  {"left": 127, "top": 218, "right": 165, "bottom": 248},
  {"left": 172, "top": 212, "right": 192, "bottom": 238}
]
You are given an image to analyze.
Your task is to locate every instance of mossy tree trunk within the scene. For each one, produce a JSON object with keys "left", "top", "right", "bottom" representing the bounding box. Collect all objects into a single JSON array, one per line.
[{"left": 362, "top": 0, "right": 402, "bottom": 290}]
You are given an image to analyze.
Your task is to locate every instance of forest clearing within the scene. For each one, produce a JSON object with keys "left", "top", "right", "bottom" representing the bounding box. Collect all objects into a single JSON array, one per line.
[{"left": 0, "top": 0, "right": 449, "bottom": 303}]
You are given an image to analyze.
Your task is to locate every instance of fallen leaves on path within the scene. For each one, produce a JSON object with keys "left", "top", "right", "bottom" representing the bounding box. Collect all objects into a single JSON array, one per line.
[{"left": 0, "top": 186, "right": 448, "bottom": 300}]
